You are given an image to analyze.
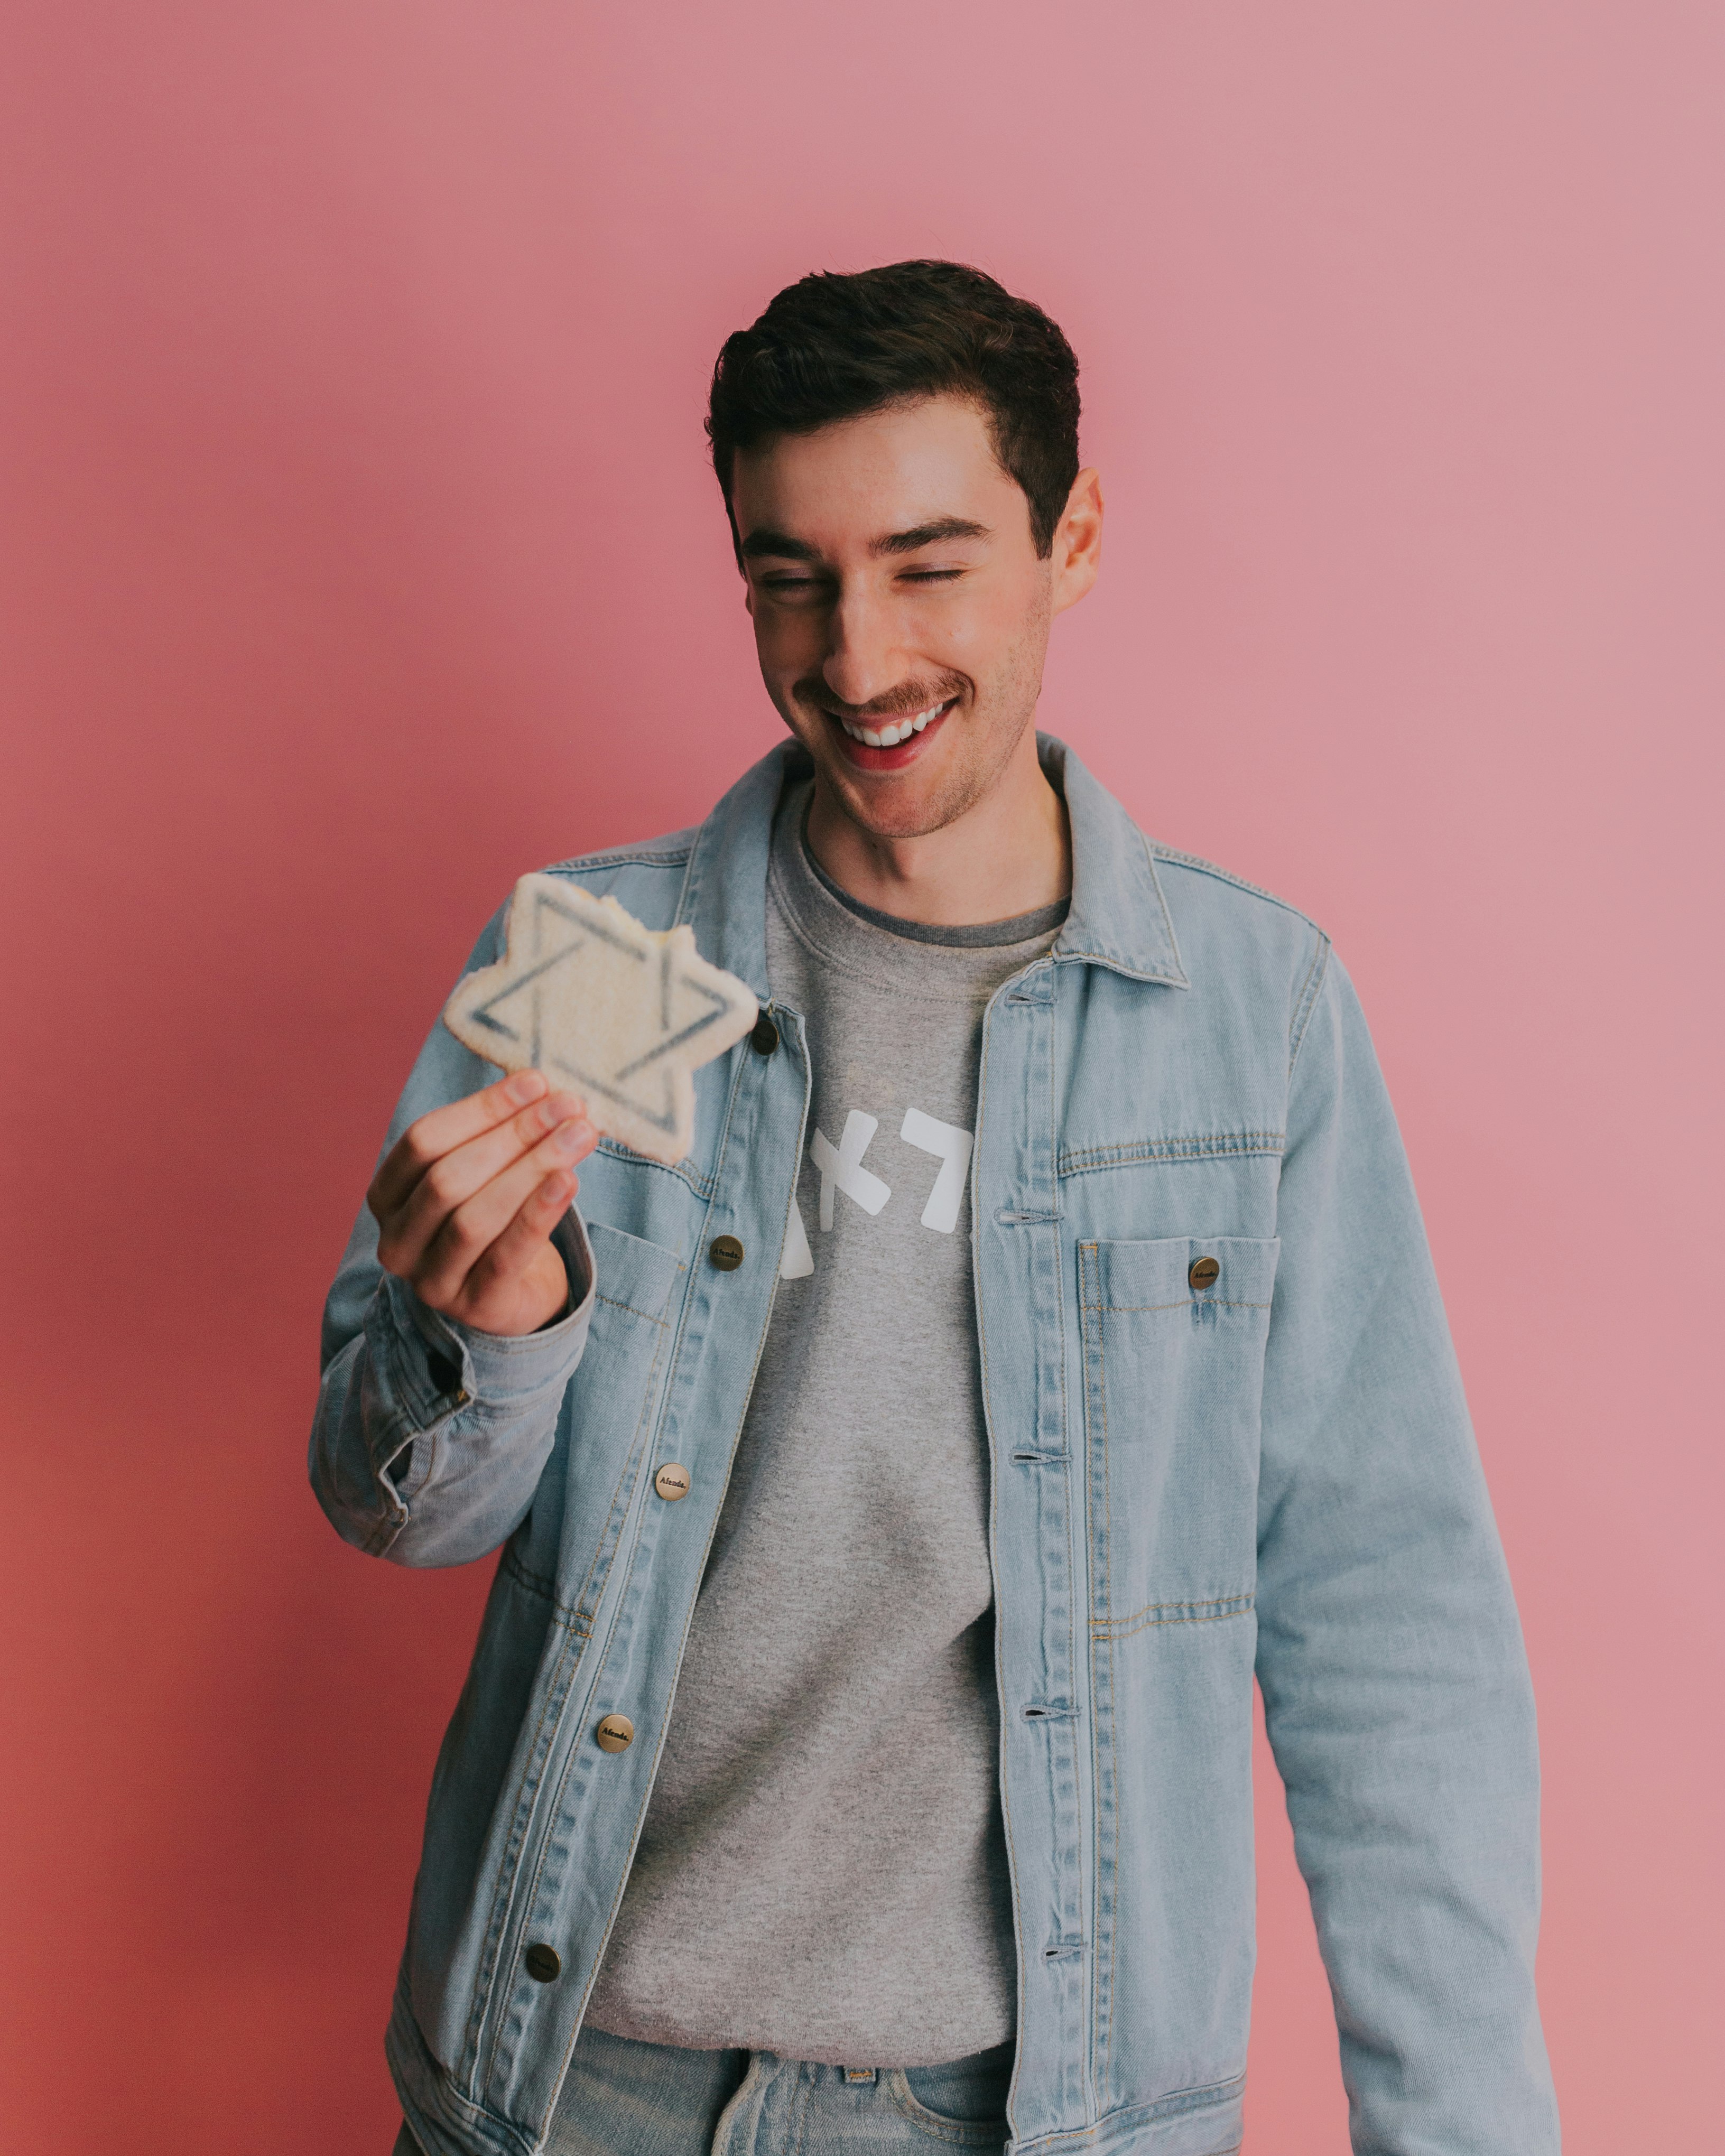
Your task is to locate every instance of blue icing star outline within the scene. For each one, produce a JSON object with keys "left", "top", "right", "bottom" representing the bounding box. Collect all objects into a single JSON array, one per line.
[{"left": 463, "top": 885, "right": 732, "bottom": 1138}]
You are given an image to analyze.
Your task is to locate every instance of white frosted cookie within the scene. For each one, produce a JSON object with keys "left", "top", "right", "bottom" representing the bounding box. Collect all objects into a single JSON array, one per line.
[{"left": 443, "top": 874, "right": 758, "bottom": 1165}]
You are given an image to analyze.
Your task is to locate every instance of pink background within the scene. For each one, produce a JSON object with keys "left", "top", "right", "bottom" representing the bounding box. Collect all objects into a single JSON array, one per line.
[{"left": 3, "top": 4, "right": 1719, "bottom": 2150}]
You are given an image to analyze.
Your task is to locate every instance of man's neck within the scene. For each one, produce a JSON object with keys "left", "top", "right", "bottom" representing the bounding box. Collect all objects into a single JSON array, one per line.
[{"left": 803, "top": 726, "right": 1071, "bottom": 927}]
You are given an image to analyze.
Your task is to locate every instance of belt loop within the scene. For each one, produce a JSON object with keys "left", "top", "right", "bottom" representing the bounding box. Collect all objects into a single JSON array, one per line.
[
  {"left": 843, "top": 2066, "right": 877, "bottom": 2084},
  {"left": 710, "top": 2055, "right": 773, "bottom": 2153}
]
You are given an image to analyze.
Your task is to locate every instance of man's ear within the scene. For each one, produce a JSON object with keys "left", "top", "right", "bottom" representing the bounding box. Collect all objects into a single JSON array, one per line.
[{"left": 1051, "top": 468, "right": 1103, "bottom": 616}]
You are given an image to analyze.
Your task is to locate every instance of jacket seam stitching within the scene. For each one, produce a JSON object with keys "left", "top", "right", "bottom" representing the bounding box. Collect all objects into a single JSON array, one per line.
[
  {"left": 1151, "top": 842, "right": 1324, "bottom": 932},
  {"left": 1096, "top": 1246, "right": 1116, "bottom": 2089},
  {"left": 1077, "top": 1241, "right": 1116, "bottom": 2094},
  {"left": 595, "top": 1289, "right": 673, "bottom": 1327},
  {"left": 498, "top": 1546, "right": 597, "bottom": 1632},
  {"left": 1091, "top": 1297, "right": 1272, "bottom": 1314},
  {"left": 541, "top": 847, "right": 695, "bottom": 878},
  {"left": 593, "top": 1138, "right": 716, "bottom": 1201},
  {"left": 1058, "top": 1132, "right": 1284, "bottom": 1176},
  {"left": 1091, "top": 1595, "right": 1256, "bottom": 1641}
]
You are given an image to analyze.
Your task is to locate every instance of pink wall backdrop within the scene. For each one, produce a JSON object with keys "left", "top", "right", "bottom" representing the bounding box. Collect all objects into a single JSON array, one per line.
[{"left": 4, "top": 4, "right": 1719, "bottom": 2149}]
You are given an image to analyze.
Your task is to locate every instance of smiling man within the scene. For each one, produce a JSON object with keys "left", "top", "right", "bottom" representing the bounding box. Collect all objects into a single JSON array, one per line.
[{"left": 311, "top": 262, "right": 1558, "bottom": 2156}]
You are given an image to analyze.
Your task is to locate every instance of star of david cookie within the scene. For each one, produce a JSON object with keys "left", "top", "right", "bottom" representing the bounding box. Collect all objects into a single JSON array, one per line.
[{"left": 443, "top": 875, "right": 759, "bottom": 1165}]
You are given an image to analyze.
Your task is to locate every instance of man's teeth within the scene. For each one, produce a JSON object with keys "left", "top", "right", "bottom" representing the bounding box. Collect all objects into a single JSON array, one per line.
[{"left": 839, "top": 703, "right": 945, "bottom": 748}]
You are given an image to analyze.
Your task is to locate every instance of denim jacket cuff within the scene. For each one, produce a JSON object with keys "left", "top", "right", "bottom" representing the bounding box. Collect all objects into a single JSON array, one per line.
[{"left": 365, "top": 1210, "right": 597, "bottom": 1464}]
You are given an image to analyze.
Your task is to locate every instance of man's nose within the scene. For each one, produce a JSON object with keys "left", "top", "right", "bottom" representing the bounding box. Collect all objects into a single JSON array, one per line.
[{"left": 820, "top": 584, "right": 904, "bottom": 712}]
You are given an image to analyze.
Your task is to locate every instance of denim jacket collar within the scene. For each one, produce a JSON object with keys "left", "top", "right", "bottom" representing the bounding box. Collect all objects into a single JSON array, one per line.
[{"left": 673, "top": 731, "right": 1189, "bottom": 999}]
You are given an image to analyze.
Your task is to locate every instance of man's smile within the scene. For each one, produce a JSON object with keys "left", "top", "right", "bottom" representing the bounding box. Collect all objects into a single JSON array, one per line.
[{"left": 817, "top": 696, "right": 959, "bottom": 770}]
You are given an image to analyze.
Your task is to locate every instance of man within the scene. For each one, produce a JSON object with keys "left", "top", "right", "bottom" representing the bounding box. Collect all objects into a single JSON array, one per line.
[{"left": 312, "top": 261, "right": 1558, "bottom": 2156}]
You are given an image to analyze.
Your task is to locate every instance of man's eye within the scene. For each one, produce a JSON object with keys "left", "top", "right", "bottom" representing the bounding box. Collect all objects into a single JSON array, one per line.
[{"left": 902, "top": 569, "right": 964, "bottom": 584}]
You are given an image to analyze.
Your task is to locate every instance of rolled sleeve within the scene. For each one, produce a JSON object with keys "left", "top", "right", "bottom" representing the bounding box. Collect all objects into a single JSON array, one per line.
[
  {"left": 308, "top": 901, "right": 605, "bottom": 1567},
  {"left": 312, "top": 1204, "right": 598, "bottom": 1566}
]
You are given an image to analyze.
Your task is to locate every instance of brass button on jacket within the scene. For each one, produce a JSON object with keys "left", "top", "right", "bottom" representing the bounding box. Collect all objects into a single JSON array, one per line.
[
  {"left": 1189, "top": 1254, "right": 1221, "bottom": 1290},
  {"left": 523, "top": 1943, "right": 561, "bottom": 1983},
  {"left": 654, "top": 1462, "right": 691, "bottom": 1501},
  {"left": 749, "top": 1013, "right": 780, "bottom": 1055},
  {"left": 709, "top": 1234, "right": 745, "bottom": 1271},
  {"left": 595, "top": 1713, "right": 634, "bottom": 1752}
]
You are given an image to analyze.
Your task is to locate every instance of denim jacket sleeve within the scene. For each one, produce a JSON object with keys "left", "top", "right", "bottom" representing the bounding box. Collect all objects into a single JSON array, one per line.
[
  {"left": 1256, "top": 950, "right": 1559, "bottom": 2154},
  {"left": 307, "top": 913, "right": 599, "bottom": 1569}
]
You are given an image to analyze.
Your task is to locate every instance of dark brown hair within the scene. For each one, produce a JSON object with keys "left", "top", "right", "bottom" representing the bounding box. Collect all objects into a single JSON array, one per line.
[{"left": 707, "top": 259, "right": 1081, "bottom": 557}]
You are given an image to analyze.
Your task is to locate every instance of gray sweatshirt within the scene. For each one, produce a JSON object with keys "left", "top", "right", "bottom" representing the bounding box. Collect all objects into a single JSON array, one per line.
[{"left": 582, "top": 783, "right": 1065, "bottom": 2065}]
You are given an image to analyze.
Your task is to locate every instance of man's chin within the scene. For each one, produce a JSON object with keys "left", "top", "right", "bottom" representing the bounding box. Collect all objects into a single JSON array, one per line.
[
  {"left": 816, "top": 749, "right": 985, "bottom": 844},
  {"left": 791, "top": 704, "right": 1028, "bottom": 843}
]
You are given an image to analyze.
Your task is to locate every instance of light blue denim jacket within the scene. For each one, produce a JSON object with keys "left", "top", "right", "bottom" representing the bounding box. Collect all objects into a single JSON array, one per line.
[{"left": 311, "top": 738, "right": 1557, "bottom": 2156}]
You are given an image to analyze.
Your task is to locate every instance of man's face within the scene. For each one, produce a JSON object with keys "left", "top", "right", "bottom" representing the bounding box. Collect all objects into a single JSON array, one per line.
[{"left": 729, "top": 395, "right": 1096, "bottom": 842}]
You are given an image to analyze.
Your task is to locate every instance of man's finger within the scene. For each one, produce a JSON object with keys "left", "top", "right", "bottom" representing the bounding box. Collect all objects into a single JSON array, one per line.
[
  {"left": 377, "top": 1093, "right": 591, "bottom": 1275},
  {"left": 369, "top": 1070, "right": 554, "bottom": 1221},
  {"left": 409, "top": 1119, "right": 599, "bottom": 1307},
  {"left": 458, "top": 1169, "right": 585, "bottom": 1316}
]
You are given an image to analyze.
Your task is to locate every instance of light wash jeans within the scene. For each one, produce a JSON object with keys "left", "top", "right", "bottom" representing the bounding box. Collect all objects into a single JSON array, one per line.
[{"left": 395, "top": 2024, "right": 1014, "bottom": 2154}]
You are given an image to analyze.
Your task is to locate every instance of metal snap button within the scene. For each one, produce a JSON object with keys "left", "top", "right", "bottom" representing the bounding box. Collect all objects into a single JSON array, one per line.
[
  {"left": 654, "top": 1462, "right": 691, "bottom": 1501},
  {"left": 1189, "top": 1255, "right": 1221, "bottom": 1289},
  {"left": 524, "top": 1943, "right": 561, "bottom": 1983},
  {"left": 596, "top": 1714, "right": 634, "bottom": 1752},
  {"left": 750, "top": 1014, "right": 780, "bottom": 1055},
  {"left": 709, "top": 1234, "right": 745, "bottom": 1271}
]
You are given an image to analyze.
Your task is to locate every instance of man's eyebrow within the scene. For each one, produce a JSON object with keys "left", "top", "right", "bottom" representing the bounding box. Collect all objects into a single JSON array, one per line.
[
  {"left": 738, "top": 528, "right": 820, "bottom": 561},
  {"left": 737, "top": 517, "right": 991, "bottom": 563},
  {"left": 872, "top": 517, "right": 990, "bottom": 556}
]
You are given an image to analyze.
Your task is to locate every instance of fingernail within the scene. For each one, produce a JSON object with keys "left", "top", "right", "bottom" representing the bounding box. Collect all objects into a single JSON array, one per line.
[
  {"left": 552, "top": 1120, "right": 587, "bottom": 1156},
  {"left": 506, "top": 1071, "right": 544, "bottom": 1104}
]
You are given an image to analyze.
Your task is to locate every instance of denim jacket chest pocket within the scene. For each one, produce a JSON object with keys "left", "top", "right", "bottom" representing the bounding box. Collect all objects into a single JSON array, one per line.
[{"left": 1078, "top": 1234, "right": 1281, "bottom": 1630}]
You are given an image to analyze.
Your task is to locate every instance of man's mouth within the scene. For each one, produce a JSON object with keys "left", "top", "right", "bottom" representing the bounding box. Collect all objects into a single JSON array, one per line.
[
  {"left": 815, "top": 696, "right": 961, "bottom": 772},
  {"left": 831, "top": 699, "right": 952, "bottom": 749}
]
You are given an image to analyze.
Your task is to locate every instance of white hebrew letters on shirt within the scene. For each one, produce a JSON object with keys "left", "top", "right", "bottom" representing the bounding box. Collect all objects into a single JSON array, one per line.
[
  {"left": 780, "top": 1191, "right": 814, "bottom": 1279},
  {"left": 899, "top": 1107, "right": 976, "bottom": 1234},
  {"left": 810, "top": 1110, "right": 892, "bottom": 1231}
]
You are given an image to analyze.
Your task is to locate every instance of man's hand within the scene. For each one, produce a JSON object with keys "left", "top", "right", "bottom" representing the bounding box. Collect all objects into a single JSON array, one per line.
[{"left": 368, "top": 1071, "right": 599, "bottom": 1337}]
